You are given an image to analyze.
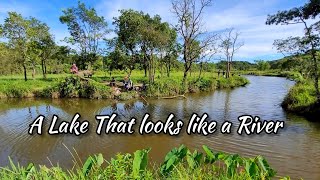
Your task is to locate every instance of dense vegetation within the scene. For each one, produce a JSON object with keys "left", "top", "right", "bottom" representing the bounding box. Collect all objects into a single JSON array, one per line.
[
  {"left": 0, "top": 145, "right": 282, "bottom": 180},
  {"left": 0, "top": 71, "right": 248, "bottom": 99}
]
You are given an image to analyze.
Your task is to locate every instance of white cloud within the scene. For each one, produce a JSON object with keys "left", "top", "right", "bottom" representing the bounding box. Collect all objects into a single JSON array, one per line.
[{"left": 202, "top": 0, "right": 312, "bottom": 61}]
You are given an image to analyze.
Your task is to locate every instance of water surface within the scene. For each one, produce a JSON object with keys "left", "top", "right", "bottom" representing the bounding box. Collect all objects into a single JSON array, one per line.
[{"left": 1, "top": 76, "right": 320, "bottom": 179}]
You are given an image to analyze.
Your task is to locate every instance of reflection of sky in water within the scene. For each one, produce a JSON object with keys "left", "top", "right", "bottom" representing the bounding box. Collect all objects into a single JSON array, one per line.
[{"left": 0, "top": 76, "right": 320, "bottom": 179}]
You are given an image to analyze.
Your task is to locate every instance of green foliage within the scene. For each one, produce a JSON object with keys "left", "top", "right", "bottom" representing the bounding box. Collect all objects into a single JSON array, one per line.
[
  {"left": 146, "top": 75, "right": 248, "bottom": 97},
  {"left": 82, "top": 153, "right": 104, "bottom": 177},
  {"left": 113, "top": 9, "right": 177, "bottom": 82},
  {"left": 217, "top": 76, "right": 249, "bottom": 89},
  {"left": 0, "top": 71, "right": 249, "bottom": 99},
  {"left": 0, "top": 79, "right": 58, "bottom": 98},
  {"left": 54, "top": 76, "right": 111, "bottom": 99},
  {"left": 282, "top": 80, "right": 318, "bottom": 112},
  {"left": 266, "top": 0, "right": 320, "bottom": 100},
  {"left": 133, "top": 148, "right": 150, "bottom": 178},
  {"left": 59, "top": 1, "right": 108, "bottom": 69},
  {"left": 255, "top": 60, "right": 271, "bottom": 71},
  {"left": 0, "top": 145, "right": 280, "bottom": 179},
  {"left": 1, "top": 12, "right": 44, "bottom": 81},
  {"left": 160, "top": 145, "right": 188, "bottom": 175}
]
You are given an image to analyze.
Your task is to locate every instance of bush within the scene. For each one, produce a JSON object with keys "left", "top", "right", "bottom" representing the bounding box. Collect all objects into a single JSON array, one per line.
[{"left": 44, "top": 76, "right": 112, "bottom": 99}]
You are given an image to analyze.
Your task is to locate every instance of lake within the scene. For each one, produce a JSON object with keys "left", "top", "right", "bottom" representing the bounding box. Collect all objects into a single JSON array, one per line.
[{"left": 1, "top": 76, "right": 320, "bottom": 179}]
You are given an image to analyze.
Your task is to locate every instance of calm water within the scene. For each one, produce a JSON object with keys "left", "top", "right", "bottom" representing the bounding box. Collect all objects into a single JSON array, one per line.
[{"left": 1, "top": 76, "right": 320, "bottom": 179}]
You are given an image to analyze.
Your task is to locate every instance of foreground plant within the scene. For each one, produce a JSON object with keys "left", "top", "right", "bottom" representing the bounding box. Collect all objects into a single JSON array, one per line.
[{"left": 0, "top": 145, "right": 281, "bottom": 179}]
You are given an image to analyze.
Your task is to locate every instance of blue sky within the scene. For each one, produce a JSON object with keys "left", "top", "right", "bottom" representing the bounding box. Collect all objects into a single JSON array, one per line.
[{"left": 0, "top": 0, "right": 310, "bottom": 62}]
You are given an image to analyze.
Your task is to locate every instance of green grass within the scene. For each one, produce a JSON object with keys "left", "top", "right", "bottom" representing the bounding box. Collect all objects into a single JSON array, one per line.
[
  {"left": 0, "top": 145, "right": 281, "bottom": 180},
  {"left": 0, "top": 79, "right": 59, "bottom": 98},
  {"left": 0, "top": 71, "right": 249, "bottom": 99},
  {"left": 282, "top": 80, "right": 318, "bottom": 113}
]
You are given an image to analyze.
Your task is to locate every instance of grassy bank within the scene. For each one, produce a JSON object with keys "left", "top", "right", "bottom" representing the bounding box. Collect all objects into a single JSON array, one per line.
[
  {"left": 0, "top": 71, "right": 249, "bottom": 99},
  {"left": 0, "top": 145, "right": 281, "bottom": 180},
  {"left": 241, "top": 70, "right": 303, "bottom": 82},
  {"left": 282, "top": 80, "right": 320, "bottom": 121}
]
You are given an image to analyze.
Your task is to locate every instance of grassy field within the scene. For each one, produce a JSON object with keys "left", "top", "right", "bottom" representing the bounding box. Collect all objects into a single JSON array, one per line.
[
  {"left": 0, "top": 145, "right": 280, "bottom": 180},
  {"left": 0, "top": 70, "right": 249, "bottom": 99}
]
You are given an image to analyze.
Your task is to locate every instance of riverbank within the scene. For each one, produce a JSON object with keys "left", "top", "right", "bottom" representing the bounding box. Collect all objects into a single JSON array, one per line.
[
  {"left": 0, "top": 145, "right": 278, "bottom": 179},
  {"left": 281, "top": 80, "right": 320, "bottom": 121},
  {"left": 0, "top": 72, "right": 249, "bottom": 100},
  {"left": 242, "top": 70, "right": 303, "bottom": 81}
]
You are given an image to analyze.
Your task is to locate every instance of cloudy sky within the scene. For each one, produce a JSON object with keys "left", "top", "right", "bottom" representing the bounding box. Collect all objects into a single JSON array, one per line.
[{"left": 0, "top": 0, "right": 311, "bottom": 61}]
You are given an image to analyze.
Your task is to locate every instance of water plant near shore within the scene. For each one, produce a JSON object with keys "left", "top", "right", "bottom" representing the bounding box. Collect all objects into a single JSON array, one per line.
[{"left": 0, "top": 145, "right": 278, "bottom": 179}]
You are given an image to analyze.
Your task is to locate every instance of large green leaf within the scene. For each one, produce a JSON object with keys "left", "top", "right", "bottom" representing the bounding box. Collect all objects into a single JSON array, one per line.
[
  {"left": 133, "top": 149, "right": 149, "bottom": 178},
  {"left": 82, "top": 156, "right": 94, "bottom": 176},
  {"left": 202, "top": 145, "right": 216, "bottom": 163},
  {"left": 95, "top": 153, "right": 104, "bottom": 167}
]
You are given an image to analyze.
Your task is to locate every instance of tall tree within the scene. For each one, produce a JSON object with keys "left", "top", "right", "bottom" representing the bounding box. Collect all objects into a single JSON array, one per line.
[
  {"left": 172, "top": 0, "right": 217, "bottom": 85},
  {"left": 266, "top": 0, "right": 320, "bottom": 101},
  {"left": 113, "top": 9, "right": 145, "bottom": 76},
  {"left": 141, "top": 14, "right": 173, "bottom": 83},
  {"left": 161, "top": 35, "right": 180, "bottom": 77},
  {"left": 219, "top": 28, "right": 244, "bottom": 78},
  {"left": 113, "top": 10, "right": 175, "bottom": 83},
  {"left": 59, "top": 1, "right": 109, "bottom": 70},
  {"left": 1, "top": 12, "right": 34, "bottom": 81},
  {"left": 27, "top": 18, "right": 55, "bottom": 79}
]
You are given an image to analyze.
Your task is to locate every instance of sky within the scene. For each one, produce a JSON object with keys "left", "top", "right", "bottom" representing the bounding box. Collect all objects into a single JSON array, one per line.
[{"left": 0, "top": 0, "right": 311, "bottom": 62}]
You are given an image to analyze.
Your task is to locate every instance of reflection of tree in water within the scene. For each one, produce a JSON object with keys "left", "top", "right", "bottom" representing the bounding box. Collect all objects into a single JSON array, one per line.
[
  {"left": 223, "top": 89, "right": 231, "bottom": 121},
  {"left": 111, "top": 102, "right": 117, "bottom": 111},
  {"left": 124, "top": 101, "right": 135, "bottom": 112}
]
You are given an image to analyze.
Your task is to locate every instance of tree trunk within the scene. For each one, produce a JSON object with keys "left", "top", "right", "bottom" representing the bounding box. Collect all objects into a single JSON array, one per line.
[
  {"left": 23, "top": 64, "right": 27, "bottom": 81},
  {"left": 166, "top": 64, "right": 170, "bottom": 77},
  {"left": 311, "top": 50, "right": 320, "bottom": 102},
  {"left": 144, "top": 64, "right": 147, "bottom": 77},
  {"left": 198, "top": 62, "right": 203, "bottom": 79},
  {"left": 32, "top": 62, "right": 36, "bottom": 80},
  {"left": 182, "top": 70, "right": 188, "bottom": 86},
  {"left": 226, "top": 62, "right": 231, "bottom": 78},
  {"left": 148, "top": 57, "right": 153, "bottom": 84},
  {"left": 182, "top": 61, "right": 190, "bottom": 86},
  {"left": 41, "top": 59, "right": 47, "bottom": 79}
]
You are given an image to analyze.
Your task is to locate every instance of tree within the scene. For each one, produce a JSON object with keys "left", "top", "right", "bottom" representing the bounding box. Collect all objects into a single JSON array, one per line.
[
  {"left": 1, "top": 12, "right": 35, "bottom": 81},
  {"left": 27, "top": 18, "right": 55, "bottom": 79},
  {"left": 140, "top": 14, "right": 174, "bottom": 83},
  {"left": 59, "top": 1, "right": 109, "bottom": 70},
  {"left": 219, "top": 28, "right": 244, "bottom": 78},
  {"left": 172, "top": 0, "right": 218, "bottom": 85},
  {"left": 34, "top": 23, "right": 55, "bottom": 79},
  {"left": 266, "top": 0, "right": 320, "bottom": 101},
  {"left": 161, "top": 39, "right": 180, "bottom": 77},
  {"left": 113, "top": 9, "right": 144, "bottom": 76},
  {"left": 255, "top": 60, "right": 271, "bottom": 71},
  {"left": 113, "top": 10, "right": 175, "bottom": 83}
]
